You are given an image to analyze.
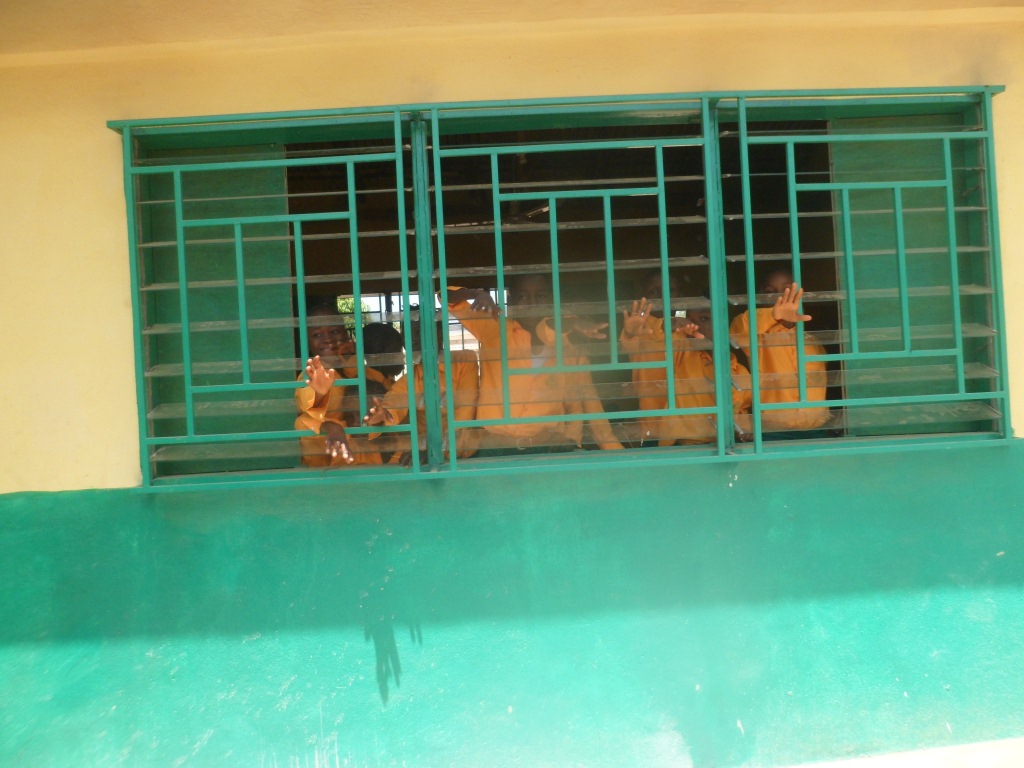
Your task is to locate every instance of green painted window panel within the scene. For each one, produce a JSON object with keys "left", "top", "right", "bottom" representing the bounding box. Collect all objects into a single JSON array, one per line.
[
  {"left": 111, "top": 89, "right": 1008, "bottom": 487},
  {"left": 830, "top": 113, "right": 1000, "bottom": 436},
  {"left": 134, "top": 147, "right": 297, "bottom": 474}
]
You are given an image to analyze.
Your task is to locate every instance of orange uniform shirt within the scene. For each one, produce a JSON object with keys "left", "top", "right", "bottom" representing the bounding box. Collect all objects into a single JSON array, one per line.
[
  {"left": 448, "top": 298, "right": 622, "bottom": 450},
  {"left": 729, "top": 308, "right": 829, "bottom": 431},
  {"left": 293, "top": 364, "right": 391, "bottom": 467},
  {"left": 621, "top": 315, "right": 752, "bottom": 444},
  {"left": 374, "top": 351, "right": 482, "bottom": 461}
]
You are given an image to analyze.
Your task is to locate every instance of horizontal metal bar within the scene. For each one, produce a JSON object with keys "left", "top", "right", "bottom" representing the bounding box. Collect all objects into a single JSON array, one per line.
[
  {"left": 794, "top": 180, "right": 950, "bottom": 192},
  {"left": 498, "top": 186, "right": 660, "bottom": 201},
  {"left": 145, "top": 430, "right": 306, "bottom": 445},
  {"left": 129, "top": 150, "right": 398, "bottom": 175},
  {"left": 189, "top": 379, "right": 358, "bottom": 394},
  {"left": 462, "top": 407, "right": 718, "bottom": 429},
  {"left": 439, "top": 138, "right": 702, "bottom": 159},
  {"left": 806, "top": 349, "right": 958, "bottom": 362},
  {"left": 180, "top": 211, "right": 351, "bottom": 228},
  {"left": 109, "top": 86, "right": 1001, "bottom": 133},
  {"left": 746, "top": 130, "right": 990, "bottom": 145},
  {"left": 128, "top": 112, "right": 400, "bottom": 138},
  {"left": 727, "top": 283, "right": 994, "bottom": 306},
  {"left": 759, "top": 391, "right": 1001, "bottom": 411},
  {"left": 722, "top": 245, "right": 990, "bottom": 263},
  {"left": 135, "top": 435, "right": 1007, "bottom": 492}
]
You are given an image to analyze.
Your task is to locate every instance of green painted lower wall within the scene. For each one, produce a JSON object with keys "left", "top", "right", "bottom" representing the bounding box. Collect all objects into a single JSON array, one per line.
[{"left": 3, "top": 442, "right": 1024, "bottom": 766}]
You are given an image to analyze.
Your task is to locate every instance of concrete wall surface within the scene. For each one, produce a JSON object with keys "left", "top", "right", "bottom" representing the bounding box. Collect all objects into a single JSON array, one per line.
[
  {"left": 3, "top": 443, "right": 1024, "bottom": 766},
  {"left": 1, "top": 5, "right": 1023, "bottom": 492}
]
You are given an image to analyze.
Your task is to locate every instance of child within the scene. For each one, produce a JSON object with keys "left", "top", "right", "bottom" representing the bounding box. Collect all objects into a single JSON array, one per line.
[
  {"left": 364, "top": 316, "right": 481, "bottom": 464},
  {"left": 361, "top": 322, "right": 406, "bottom": 384},
  {"left": 294, "top": 305, "right": 395, "bottom": 466},
  {"left": 620, "top": 271, "right": 751, "bottom": 445},
  {"left": 446, "top": 274, "right": 623, "bottom": 454},
  {"left": 728, "top": 269, "right": 829, "bottom": 432}
]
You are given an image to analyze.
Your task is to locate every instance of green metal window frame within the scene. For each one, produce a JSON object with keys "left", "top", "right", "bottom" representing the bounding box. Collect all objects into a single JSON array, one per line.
[{"left": 109, "top": 86, "right": 1009, "bottom": 490}]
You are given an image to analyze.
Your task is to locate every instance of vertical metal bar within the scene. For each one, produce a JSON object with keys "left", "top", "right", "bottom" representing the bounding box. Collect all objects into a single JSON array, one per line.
[
  {"left": 603, "top": 194, "right": 618, "bottom": 363},
  {"left": 655, "top": 146, "right": 677, "bottom": 410},
  {"left": 785, "top": 142, "right": 808, "bottom": 402},
  {"left": 173, "top": 171, "right": 196, "bottom": 436},
  {"left": 346, "top": 161, "right": 367, "bottom": 419},
  {"left": 233, "top": 222, "right": 251, "bottom": 385},
  {"left": 981, "top": 89, "right": 1011, "bottom": 433},
  {"left": 550, "top": 197, "right": 564, "bottom": 365},
  {"left": 431, "top": 110, "right": 456, "bottom": 471},
  {"left": 122, "top": 129, "right": 154, "bottom": 485},
  {"left": 840, "top": 188, "right": 860, "bottom": 354},
  {"left": 941, "top": 138, "right": 966, "bottom": 393},
  {"left": 293, "top": 220, "right": 310, "bottom": 365},
  {"left": 403, "top": 111, "right": 429, "bottom": 471},
  {"left": 737, "top": 98, "right": 763, "bottom": 451},
  {"left": 411, "top": 112, "right": 444, "bottom": 469},
  {"left": 892, "top": 187, "right": 912, "bottom": 353},
  {"left": 702, "top": 98, "right": 732, "bottom": 455},
  {"left": 491, "top": 152, "right": 512, "bottom": 422}
]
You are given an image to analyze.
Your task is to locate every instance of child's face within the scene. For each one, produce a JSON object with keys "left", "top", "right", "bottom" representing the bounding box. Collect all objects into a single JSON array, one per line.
[
  {"left": 642, "top": 274, "right": 681, "bottom": 315},
  {"left": 762, "top": 271, "right": 794, "bottom": 295},
  {"left": 688, "top": 308, "right": 714, "bottom": 341},
  {"left": 307, "top": 316, "right": 353, "bottom": 360},
  {"left": 506, "top": 275, "right": 552, "bottom": 328},
  {"left": 507, "top": 275, "right": 552, "bottom": 308}
]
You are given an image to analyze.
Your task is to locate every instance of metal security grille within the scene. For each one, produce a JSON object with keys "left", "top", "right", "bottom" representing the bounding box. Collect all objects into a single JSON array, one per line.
[{"left": 110, "top": 88, "right": 1008, "bottom": 488}]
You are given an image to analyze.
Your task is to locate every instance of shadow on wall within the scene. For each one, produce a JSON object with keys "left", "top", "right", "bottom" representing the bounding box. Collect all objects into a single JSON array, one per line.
[{"left": 2, "top": 443, "right": 1024, "bottom": 705}]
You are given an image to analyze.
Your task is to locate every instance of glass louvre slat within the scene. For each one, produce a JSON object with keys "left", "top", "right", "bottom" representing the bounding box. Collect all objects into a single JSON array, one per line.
[{"left": 113, "top": 89, "right": 1007, "bottom": 485}]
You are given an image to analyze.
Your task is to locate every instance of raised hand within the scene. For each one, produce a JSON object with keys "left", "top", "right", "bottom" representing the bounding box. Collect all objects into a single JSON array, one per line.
[
  {"left": 679, "top": 321, "right": 704, "bottom": 339},
  {"left": 569, "top": 317, "right": 609, "bottom": 340},
  {"left": 363, "top": 396, "right": 396, "bottom": 428},
  {"left": 772, "top": 283, "right": 812, "bottom": 326},
  {"left": 305, "top": 355, "right": 338, "bottom": 398},
  {"left": 323, "top": 421, "right": 353, "bottom": 464},
  {"left": 449, "top": 287, "right": 499, "bottom": 317},
  {"left": 622, "top": 298, "right": 655, "bottom": 339}
]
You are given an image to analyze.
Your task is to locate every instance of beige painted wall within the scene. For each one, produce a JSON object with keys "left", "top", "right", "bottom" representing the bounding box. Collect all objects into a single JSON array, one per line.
[{"left": 1, "top": 9, "right": 1023, "bottom": 492}]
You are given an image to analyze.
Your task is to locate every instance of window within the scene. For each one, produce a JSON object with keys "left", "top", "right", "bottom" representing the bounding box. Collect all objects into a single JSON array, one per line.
[{"left": 111, "top": 88, "right": 1008, "bottom": 486}]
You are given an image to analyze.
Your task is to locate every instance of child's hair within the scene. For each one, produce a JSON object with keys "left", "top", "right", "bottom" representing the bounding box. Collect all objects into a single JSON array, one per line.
[
  {"left": 364, "top": 378, "right": 389, "bottom": 399},
  {"left": 361, "top": 322, "right": 405, "bottom": 378},
  {"left": 638, "top": 268, "right": 680, "bottom": 292},
  {"left": 305, "top": 295, "right": 341, "bottom": 317},
  {"left": 342, "top": 377, "right": 391, "bottom": 428},
  {"left": 760, "top": 267, "right": 795, "bottom": 289}
]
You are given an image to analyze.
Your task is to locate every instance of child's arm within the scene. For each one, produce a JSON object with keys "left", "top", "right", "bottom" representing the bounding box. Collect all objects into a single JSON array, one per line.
[
  {"left": 445, "top": 287, "right": 502, "bottom": 346},
  {"left": 322, "top": 421, "right": 354, "bottom": 464},
  {"left": 295, "top": 356, "right": 346, "bottom": 429},
  {"left": 729, "top": 355, "right": 753, "bottom": 415},
  {"left": 295, "top": 355, "right": 340, "bottom": 422},
  {"left": 449, "top": 351, "right": 482, "bottom": 457},
  {"left": 446, "top": 287, "right": 499, "bottom": 315},
  {"left": 364, "top": 376, "right": 411, "bottom": 430},
  {"left": 305, "top": 355, "right": 338, "bottom": 407}
]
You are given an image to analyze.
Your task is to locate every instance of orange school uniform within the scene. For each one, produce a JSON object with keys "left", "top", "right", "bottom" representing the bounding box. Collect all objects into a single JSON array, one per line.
[
  {"left": 448, "top": 298, "right": 622, "bottom": 450},
  {"left": 621, "top": 315, "right": 752, "bottom": 444},
  {"left": 294, "top": 364, "right": 391, "bottom": 467},
  {"left": 373, "top": 351, "right": 482, "bottom": 461},
  {"left": 729, "top": 308, "right": 830, "bottom": 431}
]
